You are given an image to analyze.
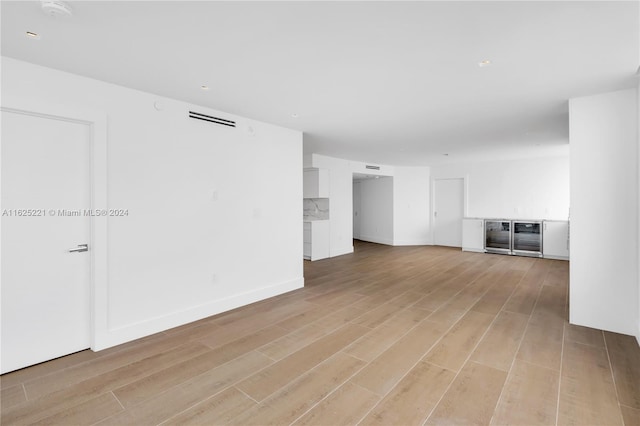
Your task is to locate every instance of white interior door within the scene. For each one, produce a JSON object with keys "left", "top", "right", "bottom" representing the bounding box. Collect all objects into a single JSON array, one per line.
[
  {"left": 434, "top": 178, "right": 464, "bottom": 247},
  {"left": 1, "top": 110, "right": 91, "bottom": 374}
]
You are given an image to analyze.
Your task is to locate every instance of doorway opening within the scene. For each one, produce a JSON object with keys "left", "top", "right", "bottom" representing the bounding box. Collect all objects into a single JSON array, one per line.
[{"left": 352, "top": 173, "right": 394, "bottom": 248}]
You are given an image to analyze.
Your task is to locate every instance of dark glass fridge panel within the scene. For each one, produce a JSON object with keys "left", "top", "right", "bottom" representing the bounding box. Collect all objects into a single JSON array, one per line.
[
  {"left": 513, "top": 222, "right": 541, "bottom": 252},
  {"left": 485, "top": 221, "right": 511, "bottom": 249}
]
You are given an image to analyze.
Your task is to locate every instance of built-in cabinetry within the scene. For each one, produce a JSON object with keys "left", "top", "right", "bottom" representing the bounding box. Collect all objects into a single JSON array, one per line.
[
  {"left": 303, "top": 168, "right": 329, "bottom": 198},
  {"left": 303, "top": 220, "right": 330, "bottom": 261},
  {"left": 542, "top": 220, "right": 569, "bottom": 260},
  {"left": 461, "top": 217, "right": 569, "bottom": 259},
  {"left": 462, "top": 218, "right": 484, "bottom": 252}
]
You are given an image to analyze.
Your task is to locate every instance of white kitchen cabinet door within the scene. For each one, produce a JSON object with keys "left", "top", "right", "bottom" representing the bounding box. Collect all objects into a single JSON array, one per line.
[
  {"left": 543, "top": 220, "right": 569, "bottom": 260},
  {"left": 462, "top": 218, "right": 484, "bottom": 252},
  {"left": 303, "top": 221, "right": 330, "bottom": 261},
  {"left": 303, "top": 169, "right": 329, "bottom": 198}
]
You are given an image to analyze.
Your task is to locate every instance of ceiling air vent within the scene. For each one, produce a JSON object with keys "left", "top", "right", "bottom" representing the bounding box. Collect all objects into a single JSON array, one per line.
[
  {"left": 365, "top": 165, "right": 380, "bottom": 170},
  {"left": 188, "top": 111, "right": 236, "bottom": 128}
]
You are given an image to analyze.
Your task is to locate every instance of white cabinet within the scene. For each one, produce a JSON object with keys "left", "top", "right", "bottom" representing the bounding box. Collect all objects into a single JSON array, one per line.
[
  {"left": 303, "top": 220, "right": 330, "bottom": 261},
  {"left": 303, "top": 169, "right": 329, "bottom": 198},
  {"left": 543, "top": 220, "right": 569, "bottom": 260},
  {"left": 462, "top": 218, "right": 484, "bottom": 252}
]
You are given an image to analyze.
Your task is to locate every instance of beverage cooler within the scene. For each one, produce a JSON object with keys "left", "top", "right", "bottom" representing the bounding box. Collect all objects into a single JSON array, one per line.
[
  {"left": 484, "top": 220, "right": 512, "bottom": 254},
  {"left": 512, "top": 221, "right": 542, "bottom": 257},
  {"left": 484, "top": 219, "right": 542, "bottom": 257}
]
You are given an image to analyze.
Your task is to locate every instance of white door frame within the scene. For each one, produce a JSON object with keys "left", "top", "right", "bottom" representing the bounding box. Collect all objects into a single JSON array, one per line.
[
  {"left": 430, "top": 176, "right": 468, "bottom": 245},
  {"left": 1, "top": 95, "right": 108, "bottom": 351}
]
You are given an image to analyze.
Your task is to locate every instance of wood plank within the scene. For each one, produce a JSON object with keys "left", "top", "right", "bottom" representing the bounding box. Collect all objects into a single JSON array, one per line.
[
  {"left": 229, "top": 352, "right": 365, "bottom": 425},
  {"left": 529, "top": 284, "right": 566, "bottom": 331},
  {"left": 292, "top": 381, "right": 380, "bottom": 426},
  {"left": 412, "top": 267, "right": 486, "bottom": 311},
  {"left": 621, "top": 405, "right": 640, "bottom": 426},
  {"left": 604, "top": 331, "right": 640, "bottom": 355},
  {"left": 558, "top": 340, "right": 623, "bottom": 425},
  {"left": 97, "top": 350, "right": 270, "bottom": 426},
  {"left": 162, "top": 387, "right": 256, "bottom": 426},
  {"left": 236, "top": 323, "right": 369, "bottom": 402},
  {"left": 32, "top": 393, "right": 123, "bottom": 426},
  {"left": 564, "top": 323, "right": 605, "bottom": 347},
  {"left": 1, "top": 342, "right": 210, "bottom": 425},
  {"left": 543, "top": 260, "right": 569, "bottom": 287},
  {"left": 196, "top": 301, "right": 315, "bottom": 349},
  {"left": 351, "top": 302, "right": 404, "bottom": 329},
  {"left": 351, "top": 320, "right": 448, "bottom": 395},
  {"left": 607, "top": 339, "right": 640, "bottom": 409},
  {"left": 0, "top": 332, "right": 167, "bottom": 390},
  {"left": 360, "top": 361, "right": 455, "bottom": 426},
  {"left": 258, "top": 307, "right": 368, "bottom": 361},
  {"left": 426, "top": 278, "right": 494, "bottom": 326},
  {"left": 426, "top": 361, "right": 507, "bottom": 425},
  {"left": 387, "top": 290, "right": 424, "bottom": 308},
  {"left": 502, "top": 282, "right": 542, "bottom": 315},
  {"left": 344, "top": 306, "right": 432, "bottom": 362},
  {"left": 516, "top": 322, "right": 563, "bottom": 371},
  {"left": 0, "top": 385, "right": 26, "bottom": 411},
  {"left": 491, "top": 360, "right": 559, "bottom": 425},
  {"left": 471, "top": 269, "right": 523, "bottom": 315},
  {"left": 22, "top": 331, "right": 194, "bottom": 400},
  {"left": 470, "top": 310, "right": 529, "bottom": 372},
  {"left": 423, "top": 310, "right": 495, "bottom": 372},
  {"left": 113, "top": 325, "right": 288, "bottom": 407}
]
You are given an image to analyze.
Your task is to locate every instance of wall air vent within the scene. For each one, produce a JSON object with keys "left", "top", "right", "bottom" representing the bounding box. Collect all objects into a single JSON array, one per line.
[
  {"left": 365, "top": 165, "right": 380, "bottom": 170},
  {"left": 188, "top": 111, "right": 236, "bottom": 128}
]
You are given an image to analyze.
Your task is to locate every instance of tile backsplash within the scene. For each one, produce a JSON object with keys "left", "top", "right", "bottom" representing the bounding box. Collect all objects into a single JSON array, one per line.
[{"left": 304, "top": 198, "right": 330, "bottom": 220}]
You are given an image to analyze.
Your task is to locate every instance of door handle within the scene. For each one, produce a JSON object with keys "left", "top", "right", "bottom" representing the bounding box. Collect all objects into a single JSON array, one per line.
[{"left": 68, "top": 244, "right": 88, "bottom": 253}]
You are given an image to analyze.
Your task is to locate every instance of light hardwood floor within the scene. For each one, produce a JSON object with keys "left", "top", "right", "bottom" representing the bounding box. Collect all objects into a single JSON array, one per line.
[{"left": 2, "top": 241, "right": 639, "bottom": 425}]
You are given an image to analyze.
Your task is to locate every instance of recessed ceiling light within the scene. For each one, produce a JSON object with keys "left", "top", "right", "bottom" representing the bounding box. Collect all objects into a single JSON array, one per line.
[
  {"left": 478, "top": 60, "right": 492, "bottom": 67},
  {"left": 200, "top": 85, "right": 210, "bottom": 91},
  {"left": 291, "top": 113, "right": 299, "bottom": 118},
  {"left": 26, "top": 31, "right": 41, "bottom": 39}
]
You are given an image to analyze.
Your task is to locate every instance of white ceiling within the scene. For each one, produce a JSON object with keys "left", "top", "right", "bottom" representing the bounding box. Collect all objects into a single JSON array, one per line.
[{"left": 2, "top": 1, "right": 638, "bottom": 166}]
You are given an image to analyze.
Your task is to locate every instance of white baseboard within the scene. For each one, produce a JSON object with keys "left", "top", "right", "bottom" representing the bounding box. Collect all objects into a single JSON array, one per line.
[
  {"left": 93, "top": 277, "right": 304, "bottom": 351},
  {"left": 359, "top": 235, "right": 394, "bottom": 246},
  {"left": 394, "top": 239, "right": 431, "bottom": 246},
  {"left": 330, "top": 245, "right": 354, "bottom": 258},
  {"left": 462, "top": 247, "right": 485, "bottom": 253}
]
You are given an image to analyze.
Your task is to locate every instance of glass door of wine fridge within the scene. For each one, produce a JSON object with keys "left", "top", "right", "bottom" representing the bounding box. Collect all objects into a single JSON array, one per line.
[
  {"left": 484, "top": 220, "right": 512, "bottom": 254},
  {"left": 512, "top": 221, "right": 542, "bottom": 257}
]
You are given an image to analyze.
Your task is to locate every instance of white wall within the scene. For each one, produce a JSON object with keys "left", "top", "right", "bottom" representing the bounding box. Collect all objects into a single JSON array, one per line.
[
  {"left": 430, "top": 156, "right": 570, "bottom": 220},
  {"left": 311, "top": 154, "right": 355, "bottom": 257},
  {"left": 311, "top": 153, "right": 430, "bottom": 253},
  {"left": 358, "top": 177, "right": 394, "bottom": 245},
  {"left": 393, "top": 167, "right": 431, "bottom": 245},
  {"left": 2, "top": 57, "right": 303, "bottom": 350},
  {"left": 570, "top": 88, "right": 638, "bottom": 337}
]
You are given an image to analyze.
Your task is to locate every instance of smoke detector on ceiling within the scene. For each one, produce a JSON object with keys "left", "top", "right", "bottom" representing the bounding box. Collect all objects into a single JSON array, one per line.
[{"left": 41, "top": 1, "right": 73, "bottom": 18}]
